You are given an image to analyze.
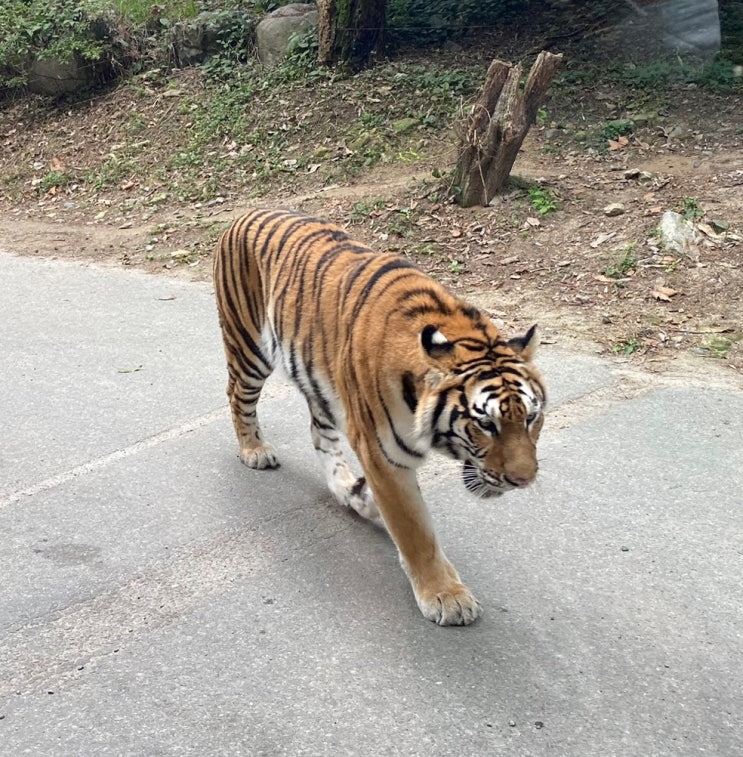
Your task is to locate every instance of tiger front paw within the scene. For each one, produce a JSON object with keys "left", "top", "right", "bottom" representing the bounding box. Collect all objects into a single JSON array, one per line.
[
  {"left": 239, "top": 443, "right": 279, "bottom": 469},
  {"left": 344, "top": 476, "right": 379, "bottom": 520},
  {"left": 415, "top": 583, "right": 482, "bottom": 626}
]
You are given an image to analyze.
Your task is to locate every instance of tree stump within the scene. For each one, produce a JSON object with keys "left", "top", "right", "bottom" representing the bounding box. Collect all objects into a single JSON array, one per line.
[{"left": 453, "top": 51, "right": 563, "bottom": 208}]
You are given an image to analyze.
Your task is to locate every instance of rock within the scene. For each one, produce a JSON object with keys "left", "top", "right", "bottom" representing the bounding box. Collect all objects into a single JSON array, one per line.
[
  {"left": 625, "top": 168, "right": 655, "bottom": 183},
  {"left": 603, "top": 203, "right": 625, "bottom": 217},
  {"left": 28, "top": 56, "right": 93, "bottom": 96},
  {"left": 171, "top": 10, "right": 256, "bottom": 67},
  {"left": 392, "top": 117, "right": 418, "bottom": 134},
  {"left": 659, "top": 211, "right": 700, "bottom": 258},
  {"left": 630, "top": 111, "right": 658, "bottom": 126},
  {"left": 26, "top": 10, "right": 120, "bottom": 96},
  {"left": 256, "top": 3, "right": 318, "bottom": 68}
]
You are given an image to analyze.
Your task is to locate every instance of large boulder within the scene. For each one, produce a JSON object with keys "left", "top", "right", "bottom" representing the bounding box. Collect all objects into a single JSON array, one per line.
[
  {"left": 170, "top": 10, "right": 257, "bottom": 67},
  {"left": 28, "top": 56, "right": 93, "bottom": 96},
  {"left": 26, "top": 11, "right": 119, "bottom": 97},
  {"left": 256, "top": 3, "right": 318, "bottom": 67}
]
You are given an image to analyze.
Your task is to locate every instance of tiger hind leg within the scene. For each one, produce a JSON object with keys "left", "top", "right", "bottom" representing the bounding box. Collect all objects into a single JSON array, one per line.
[
  {"left": 310, "top": 414, "right": 378, "bottom": 520},
  {"left": 226, "top": 366, "right": 279, "bottom": 470}
]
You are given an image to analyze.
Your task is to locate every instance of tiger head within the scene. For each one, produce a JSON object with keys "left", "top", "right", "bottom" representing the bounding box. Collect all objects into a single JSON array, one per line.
[{"left": 415, "top": 320, "right": 546, "bottom": 498}]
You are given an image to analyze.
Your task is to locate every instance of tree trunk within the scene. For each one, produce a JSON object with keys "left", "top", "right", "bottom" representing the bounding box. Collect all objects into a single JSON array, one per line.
[
  {"left": 317, "top": 0, "right": 386, "bottom": 72},
  {"left": 453, "top": 52, "right": 563, "bottom": 208}
]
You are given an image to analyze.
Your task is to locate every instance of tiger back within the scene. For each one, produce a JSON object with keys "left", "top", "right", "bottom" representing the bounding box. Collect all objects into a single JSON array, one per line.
[{"left": 214, "top": 208, "right": 546, "bottom": 626}]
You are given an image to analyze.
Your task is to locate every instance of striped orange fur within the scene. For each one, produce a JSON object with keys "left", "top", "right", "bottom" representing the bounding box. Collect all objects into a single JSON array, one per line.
[{"left": 214, "top": 208, "right": 546, "bottom": 625}]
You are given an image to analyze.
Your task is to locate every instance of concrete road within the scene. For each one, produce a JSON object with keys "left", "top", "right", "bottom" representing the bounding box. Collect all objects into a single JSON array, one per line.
[{"left": 1, "top": 252, "right": 741, "bottom": 756}]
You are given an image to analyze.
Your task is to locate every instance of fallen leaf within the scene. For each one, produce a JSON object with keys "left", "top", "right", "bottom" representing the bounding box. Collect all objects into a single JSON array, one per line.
[
  {"left": 450, "top": 228, "right": 462, "bottom": 238},
  {"left": 652, "top": 286, "right": 680, "bottom": 301},
  {"left": 50, "top": 156, "right": 65, "bottom": 171},
  {"left": 590, "top": 232, "right": 616, "bottom": 248},
  {"left": 696, "top": 222, "right": 722, "bottom": 240},
  {"left": 608, "top": 135, "right": 629, "bottom": 151}
]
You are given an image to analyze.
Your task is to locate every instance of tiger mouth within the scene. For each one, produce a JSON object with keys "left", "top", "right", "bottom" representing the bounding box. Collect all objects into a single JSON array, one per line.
[{"left": 461, "top": 462, "right": 503, "bottom": 499}]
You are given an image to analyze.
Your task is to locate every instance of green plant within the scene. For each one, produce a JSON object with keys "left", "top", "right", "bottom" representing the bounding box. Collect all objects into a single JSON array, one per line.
[
  {"left": 386, "top": 206, "right": 418, "bottom": 236},
  {"left": 610, "top": 56, "right": 742, "bottom": 93},
  {"left": 360, "top": 111, "right": 384, "bottom": 129},
  {"left": 348, "top": 198, "right": 386, "bottom": 221},
  {"left": 681, "top": 197, "right": 704, "bottom": 221},
  {"left": 115, "top": 0, "right": 200, "bottom": 25},
  {"left": 702, "top": 335, "right": 733, "bottom": 359},
  {"left": 397, "top": 148, "right": 421, "bottom": 162},
  {"left": 528, "top": 186, "right": 557, "bottom": 214},
  {"left": 123, "top": 112, "right": 148, "bottom": 134},
  {"left": 386, "top": 0, "right": 525, "bottom": 46},
  {"left": 36, "top": 170, "right": 73, "bottom": 194},
  {"left": 0, "top": 0, "right": 114, "bottom": 88},
  {"left": 611, "top": 337, "right": 641, "bottom": 355},
  {"left": 600, "top": 119, "right": 634, "bottom": 140},
  {"left": 448, "top": 258, "right": 465, "bottom": 275},
  {"left": 86, "top": 153, "right": 137, "bottom": 189},
  {"left": 603, "top": 244, "right": 638, "bottom": 278},
  {"left": 201, "top": 10, "right": 258, "bottom": 80}
]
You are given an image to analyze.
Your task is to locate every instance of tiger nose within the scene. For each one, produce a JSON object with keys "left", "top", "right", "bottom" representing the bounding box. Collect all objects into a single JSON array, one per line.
[{"left": 505, "top": 475, "right": 534, "bottom": 488}]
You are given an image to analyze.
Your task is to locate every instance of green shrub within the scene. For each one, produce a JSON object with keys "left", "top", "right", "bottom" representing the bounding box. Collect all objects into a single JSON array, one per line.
[
  {"left": 0, "top": 0, "right": 114, "bottom": 87},
  {"left": 386, "top": 0, "right": 527, "bottom": 46}
]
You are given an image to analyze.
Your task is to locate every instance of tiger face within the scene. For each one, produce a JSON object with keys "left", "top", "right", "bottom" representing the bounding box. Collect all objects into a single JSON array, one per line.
[{"left": 419, "top": 323, "right": 546, "bottom": 499}]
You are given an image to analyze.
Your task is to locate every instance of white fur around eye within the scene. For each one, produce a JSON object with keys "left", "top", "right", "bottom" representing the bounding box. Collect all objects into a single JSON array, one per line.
[{"left": 430, "top": 329, "right": 449, "bottom": 345}]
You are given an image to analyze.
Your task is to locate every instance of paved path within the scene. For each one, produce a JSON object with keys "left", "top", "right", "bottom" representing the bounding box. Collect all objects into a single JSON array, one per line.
[{"left": 1, "top": 252, "right": 741, "bottom": 756}]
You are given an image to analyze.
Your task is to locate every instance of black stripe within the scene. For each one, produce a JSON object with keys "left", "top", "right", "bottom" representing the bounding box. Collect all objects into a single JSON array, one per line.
[{"left": 348, "top": 259, "right": 418, "bottom": 320}]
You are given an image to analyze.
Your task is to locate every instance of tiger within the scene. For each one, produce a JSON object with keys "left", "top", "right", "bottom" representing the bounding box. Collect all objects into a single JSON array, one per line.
[{"left": 213, "top": 208, "right": 546, "bottom": 626}]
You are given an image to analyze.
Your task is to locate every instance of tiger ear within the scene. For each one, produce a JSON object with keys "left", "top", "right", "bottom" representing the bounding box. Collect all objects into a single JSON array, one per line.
[
  {"left": 421, "top": 324, "right": 454, "bottom": 357},
  {"left": 507, "top": 324, "right": 538, "bottom": 361}
]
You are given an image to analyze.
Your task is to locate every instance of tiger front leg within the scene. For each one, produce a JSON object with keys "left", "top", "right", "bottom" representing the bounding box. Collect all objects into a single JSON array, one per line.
[
  {"left": 357, "top": 446, "right": 482, "bottom": 626},
  {"left": 226, "top": 369, "right": 279, "bottom": 470},
  {"left": 310, "top": 416, "right": 378, "bottom": 520}
]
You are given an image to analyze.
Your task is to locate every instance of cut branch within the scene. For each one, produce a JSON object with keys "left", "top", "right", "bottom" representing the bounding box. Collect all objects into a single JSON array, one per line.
[{"left": 454, "top": 51, "right": 563, "bottom": 208}]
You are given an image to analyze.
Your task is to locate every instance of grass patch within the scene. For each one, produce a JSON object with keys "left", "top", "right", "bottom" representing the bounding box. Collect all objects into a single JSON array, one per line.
[{"left": 611, "top": 56, "right": 743, "bottom": 93}]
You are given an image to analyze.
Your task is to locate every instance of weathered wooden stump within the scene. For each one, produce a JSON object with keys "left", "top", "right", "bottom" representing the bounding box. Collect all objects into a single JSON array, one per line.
[{"left": 453, "top": 51, "right": 563, "bottom": 208}]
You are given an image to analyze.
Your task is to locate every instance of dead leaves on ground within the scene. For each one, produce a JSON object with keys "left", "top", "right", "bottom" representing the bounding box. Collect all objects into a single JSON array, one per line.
[{"left": 651, "top": 285, "right": 680, "bottom": 302}]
